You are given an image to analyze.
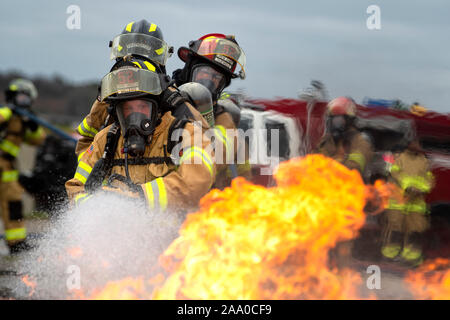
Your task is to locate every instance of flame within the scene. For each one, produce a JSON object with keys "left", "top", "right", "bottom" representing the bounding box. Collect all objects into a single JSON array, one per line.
[
  {"left": 21, "top": 275, "right": 37, "bottom": 297},
  {"left": 84, "top": 154, "right": 391, "bottom": 300},
  {"left": 406, "top": 258, "right": 450, "bottom": 299},
  {"left": 151, "top": 154, "right": 385, "bottom": 299}
]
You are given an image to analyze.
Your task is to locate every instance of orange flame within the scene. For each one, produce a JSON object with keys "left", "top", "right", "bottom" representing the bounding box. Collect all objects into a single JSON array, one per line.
[
  {"left": 406, "top": 258, "right": 450, "bottom": 299},
  {"left": 21, "top": 275, "right": 37, "bottom": 297},
  {"left": 86, "top": 155, "right": 391, "bottom": 300},
  {"left": 151, "top": 154, "right": 382, "bottom": 299}
]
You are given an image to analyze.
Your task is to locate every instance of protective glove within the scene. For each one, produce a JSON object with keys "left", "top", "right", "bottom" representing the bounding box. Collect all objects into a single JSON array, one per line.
[
  {"left": 159, "top": 86, "right": 190, "bottom": 114},
  {"left": 23, "top": 119, "right": 39, "bottom": 132}
]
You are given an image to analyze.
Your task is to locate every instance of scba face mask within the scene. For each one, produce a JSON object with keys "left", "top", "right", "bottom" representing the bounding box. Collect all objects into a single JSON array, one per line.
[
  {"left": 190, "top": 64, "right": 227, "bottom": 101},
  {"left": 328, "top": 115, "right": 350, "bottom": 139},
  {"left": 14, "top": 93, "right": 33, "bottom": 109},
  {"left": 116, "top": 98, "right": 159, "bottom": 156}
]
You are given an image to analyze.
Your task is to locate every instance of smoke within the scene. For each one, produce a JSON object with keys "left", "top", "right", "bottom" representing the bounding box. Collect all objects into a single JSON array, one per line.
[{"left": 11, "top": 192, "right": 184, "bottom": 299}]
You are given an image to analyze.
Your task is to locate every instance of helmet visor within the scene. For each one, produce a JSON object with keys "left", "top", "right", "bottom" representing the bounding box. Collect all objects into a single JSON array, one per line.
[
  {"left": 100, "top": 67, "right": 163, "bottom": 102},
  {"left": 197, "top": 38, "right": 246, "bottom": 78},
  {"left": 191, "top": 65, "right": 227, "bottom": 98},
  {"left": 110, "top": 33, "right": 170, "bottom": 66}
]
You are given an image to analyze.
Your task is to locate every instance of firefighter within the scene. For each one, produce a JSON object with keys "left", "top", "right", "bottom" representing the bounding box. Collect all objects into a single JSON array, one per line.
[
  {"left": 380, "top": 138, "right": 434, "bottom": 267},
  {"left": 318, "top": 97, "right": 373, "bottom": 176},
  {"left": 173, "top": 33, "right": 251, "bottom": 188},
  {"left": 0, "top": 79, "right": 46, "bottom": 253},
  {"left": 317, "top": 96, "right": 374, "bottom": 268},
  {"left": 65, "top": 59, "right": 216, "bottom": 214},
  {"left": 75, "top": 20, "right": 209, "bottom": 159}
]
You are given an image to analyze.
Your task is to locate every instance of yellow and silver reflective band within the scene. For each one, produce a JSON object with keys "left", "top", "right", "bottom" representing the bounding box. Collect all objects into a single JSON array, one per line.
[
  {"left": 390, "top": 164, "right": 400, "bottom": 173},
  {"left": 0, "top": 139, "right": 20, "bottom": 157},
  {"left": 179, "top": 146, "right": 214, "bottom": 178},
  {"left": 2, "top": 170, "right": 19, "bottom": 182},
  {"left": 0, "top": 106, "right": 12, "bottom": 121},
  {"left": 347, "top": 152, "right": 366, "bottom": 172},
  {"left": 401, "top": 246, "right": 422, "bottom": 261},
  {"left": 219, "top": 92, "right": 231, "bottom": 100},
  {"left": 77, "top": 118, "right": 98, "bottom": 138},
  {"left": 74, "top": 193, "right": 93, "bottom": 206},
  {"left": 400, "top": 175, "right": 432, "bottom": 193},
  {"left": 142, "top": 177, "right": 167, "bottom": 211},
  {"left": 381, "top": 244, "right": 402, "bottom": 259},
  {"left": 24, "top": 126, "right": 44, "bottom": 141},
  {"left": 5, "top": 227, "right": 27, "bottom": 241},
  {"left": 77, "top": 151, "right": 86, "bottom": 164},
  {"left": 405, "top": 200, "right": 428, "bottom": 214},
  {"left": 74, "top": 161, "right": 93, "bottom": 184},
  {"left": 214, "top": 125, "right": 233, "bottom": 162},
  {"left": 387, "top": 199, "right": 405, "bottom": 211}
]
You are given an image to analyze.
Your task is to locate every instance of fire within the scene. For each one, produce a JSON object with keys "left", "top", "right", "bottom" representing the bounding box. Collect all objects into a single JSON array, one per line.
[
  {"left": 406, "top": 258, "right": 450, "bottom": 299},
  {"left": 86, "top": 154, "right": 391, "bottom": 300},
  {"left": 150, "top": 154, "right": 384, "bottom": 299},
  {"left": 21, "top": 275, "right": 37, "bottom": 297}
]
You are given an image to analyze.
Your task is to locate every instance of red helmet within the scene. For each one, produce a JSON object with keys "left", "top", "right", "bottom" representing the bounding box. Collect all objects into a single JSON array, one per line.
[
  {"left": 327, "top": 97, "right": 357, "bottom": 116},
  {"left": 178, "top": 33, "right": 246, "bottom": 79}
]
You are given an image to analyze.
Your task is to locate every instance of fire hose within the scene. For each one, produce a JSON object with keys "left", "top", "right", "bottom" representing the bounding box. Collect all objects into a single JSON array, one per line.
[{"left": 8, "top": 104, "right": 77, "bottom": 145}]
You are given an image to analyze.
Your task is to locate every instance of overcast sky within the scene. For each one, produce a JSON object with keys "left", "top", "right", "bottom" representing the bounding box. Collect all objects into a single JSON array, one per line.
[{"left": 0, "top": 0, "right": 449, "bottom": 113}]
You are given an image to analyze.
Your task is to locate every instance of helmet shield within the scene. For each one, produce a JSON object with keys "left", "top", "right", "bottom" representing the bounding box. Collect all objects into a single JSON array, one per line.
[
  {"left": 196, "top": 38, "right": 246, "bottom": 79},
  {"left": 110, "top": 33, "right": 170, "bottom": 66},
  {"left": 7, "top": 79, "right": 38, "bottom": 101},
  {"left": 190, "top": 65, "right": 227, "bottom": 100},
  {"left": 100, "top": 67, "right": 163, "bottom": 102}
]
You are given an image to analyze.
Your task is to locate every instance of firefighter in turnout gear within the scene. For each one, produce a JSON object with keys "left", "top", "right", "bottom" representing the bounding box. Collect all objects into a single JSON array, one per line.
[
  {"left": 173, "top": 33, "right": 251, "bottom": 187},
  {"left": 66, "top": 59, "right": 216, "bottom": 214},
  {"left": 380, "top": 138, "right": 434, "bottom": 267},
  {"left": 75, "top": 20, "right": 209, "bottom": 158},
  {"left": 0, "top": 79, "right": 46, "bottom": 253},
  {"left": 318, "top": 97, "right": 373, "bottom": 176},
  {"left": 317, "top": 96, "right": 374, "bottom": 268}
]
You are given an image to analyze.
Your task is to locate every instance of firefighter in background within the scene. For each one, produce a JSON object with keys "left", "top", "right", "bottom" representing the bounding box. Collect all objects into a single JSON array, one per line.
[
  {"left": 0, "top": 79, "right": 46, "bottom": 253},
  {"left": 317, "top": 96, "right": 374, "bottom": 268},
  {"left": 66, "top": 59, "right": 216, "bottom": 214},
  {"left": 75, "top": 20, "right": 209, "bottom": 159},
  {"left": 318, "top": 97, "right": 373, "bottom": 176},
  {"left": 380, "top": 137, "right": 434, "bottom": 266},
  {"left": 173, "top": 33, "right": 251, "bottom": 187}
]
